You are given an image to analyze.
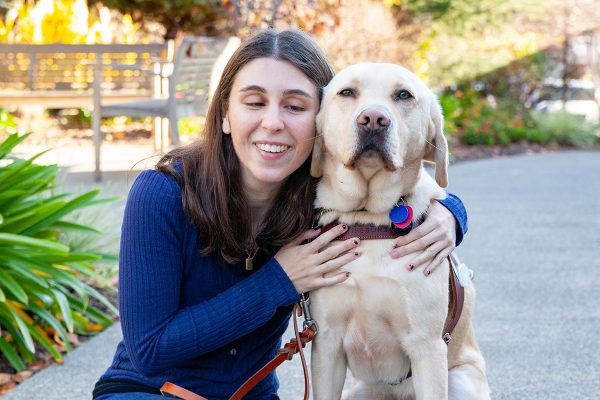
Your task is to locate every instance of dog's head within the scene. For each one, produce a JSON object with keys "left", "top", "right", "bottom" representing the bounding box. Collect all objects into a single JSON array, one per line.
[{"left": 311, "top": 63, "right": 448, "bottom": 188}]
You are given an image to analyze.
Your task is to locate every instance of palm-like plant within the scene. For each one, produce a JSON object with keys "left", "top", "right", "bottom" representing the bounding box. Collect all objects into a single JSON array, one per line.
[{"left": 0, "top": 131, "right": 118, "bottom": 371}]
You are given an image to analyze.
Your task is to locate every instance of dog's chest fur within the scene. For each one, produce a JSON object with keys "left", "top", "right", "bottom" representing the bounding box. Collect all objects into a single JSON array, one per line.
[
  {"left": 311, "top": 168, "right": 450, "bottom": 386},
  {"left": 311, "top": 239, "right": 450, "bottom": 386}
]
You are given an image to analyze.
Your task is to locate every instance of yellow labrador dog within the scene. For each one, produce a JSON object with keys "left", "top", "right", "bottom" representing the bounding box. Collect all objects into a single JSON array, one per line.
[{"left": 309, "top": 63, "right": 490, "bottom": 400}]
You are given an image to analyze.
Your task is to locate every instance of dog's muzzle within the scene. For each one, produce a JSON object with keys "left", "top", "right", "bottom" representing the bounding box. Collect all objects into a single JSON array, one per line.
[{"left": 349, "top": 107, "right": 396, "bottom": 170}]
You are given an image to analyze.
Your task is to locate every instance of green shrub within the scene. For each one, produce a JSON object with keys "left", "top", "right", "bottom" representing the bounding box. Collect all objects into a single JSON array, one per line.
[
  {"left": 177, "top": 116, "right": 205, "bottom": 142},
  {"left": 438, "top": 89, "right": 588, "bottom": 147},
  {"left": 0, "top": 109, "right": 17, "bottom": 134},
  {"left": 56, "top": 201, "right": 121, "bottom": 282},
  {"left": 530, "top": 111, "right": 600, "bottom": 148},
  {"left": 440, "top": 90, "right": 531, "bottom": 146},
  {"left": 524, "top": 128, "right": 551, "bottom": 144},
  {"left": 0, "top": 132, "right": 118, "bottom": 372}
]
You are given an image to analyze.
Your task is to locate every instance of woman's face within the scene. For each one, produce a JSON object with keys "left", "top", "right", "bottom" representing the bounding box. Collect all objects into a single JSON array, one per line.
[{"left": 224, "top": 57, "right": 319, "bottom": 194}]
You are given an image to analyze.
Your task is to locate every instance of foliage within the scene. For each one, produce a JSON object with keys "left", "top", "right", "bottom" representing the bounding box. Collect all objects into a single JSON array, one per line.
[
  {"left": 468, "top": 50, "right": 552, "bottom": 104},
  {"left": 177, "top": 116, "right": 205, "bottom": 143},
  {"left": 226, "top": 0, "right": 341, "bottom": 39},
  {"left": 90, "top": 0, "right": 221, "bottom": 39},
  {"left": 48, "top": 108, "right": 93, "bottom": 130},
  {"left": 440, "top": 89, "right": 600, "bottom": 148},
  {"left": 383, "top": 0, "right": 555, "bottom": 87},
  {"left": 0, "top": 109, "right": 17, "bottom": 134},
  {"left": 54, "top": 176, "right": 122, "bottom": 282},
  {"left": 0, "top": 0, "right": 140, "bottom": 43},
  {"left": 385, "top": 0, "right": 542, "bottom": 35},
  {"left": 0, "top": 128, "right": 118, "bottom": 372},
  {"left": 530, "top": 111, "right": 599, "bottom": 147},
  {"left": 91, "top": 0, "right": 341, "bottom": 39},
  {"left": 440, "top": 89, "right": 532, "bottom": 145}
]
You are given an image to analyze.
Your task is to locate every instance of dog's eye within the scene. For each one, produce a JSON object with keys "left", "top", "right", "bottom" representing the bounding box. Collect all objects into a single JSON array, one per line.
[
  {"left": 338, "top": 88, "right": 356, "bottom": 97},
  {"left": 394, "top": 90, "right": 413, "bottom": 101}
]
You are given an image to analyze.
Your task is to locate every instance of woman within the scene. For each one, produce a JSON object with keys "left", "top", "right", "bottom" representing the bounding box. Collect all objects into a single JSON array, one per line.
[{"left": 93, "top": 29, "right": 467, "bottom": 400}]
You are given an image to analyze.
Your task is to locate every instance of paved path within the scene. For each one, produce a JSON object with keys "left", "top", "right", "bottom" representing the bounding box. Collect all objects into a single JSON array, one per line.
[{"left": 3, "top": 150, "right": 599, "bottom": 399}]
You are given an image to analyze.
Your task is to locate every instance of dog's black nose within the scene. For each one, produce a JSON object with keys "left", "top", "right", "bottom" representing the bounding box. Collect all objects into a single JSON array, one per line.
[{"left": 357, "top": 108, "right": 390, "bottom": 133}]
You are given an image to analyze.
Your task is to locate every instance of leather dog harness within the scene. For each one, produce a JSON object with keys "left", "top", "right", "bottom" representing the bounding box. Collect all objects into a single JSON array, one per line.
[
  {"left": 321, "top": 222, "right": 465, "bottom": 339},
  {"left": 160, "top": 225, "right": 465, "bottom": 399}
]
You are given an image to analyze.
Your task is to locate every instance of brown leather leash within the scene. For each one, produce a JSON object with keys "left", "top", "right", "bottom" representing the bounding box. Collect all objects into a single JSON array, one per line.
[
  {"left": 161, "top": 382, "right": 207, "bottom": 400},
  {"left": 160, "top": 303, "right": 315, "bottom": 400},
  {"left": 444, "top": 253, "right": 465, "bottom": 344}
]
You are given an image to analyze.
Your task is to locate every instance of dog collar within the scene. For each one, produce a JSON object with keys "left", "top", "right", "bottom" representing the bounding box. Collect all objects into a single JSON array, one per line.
[
  {"left": 320, "top": 222, "right": 400, "bottom": 240},
  {"left": 319, "top": 214, "right": 423, "bottom": 241},
  {"left": 315, "top": 197, "right": 422, "bottom": 240}
]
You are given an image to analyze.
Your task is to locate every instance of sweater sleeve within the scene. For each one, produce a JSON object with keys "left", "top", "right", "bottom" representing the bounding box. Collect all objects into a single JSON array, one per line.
[
  {"left": 437, "top": 192, "right": 468, "bottom": 246},
  {"left": 118, "top": 170, "right": 299, "bottom": 376}
]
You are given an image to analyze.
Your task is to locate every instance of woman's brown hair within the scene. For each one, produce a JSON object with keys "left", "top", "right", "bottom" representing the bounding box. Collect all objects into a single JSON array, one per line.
[{"left": 157, "top": 29, "right": 335, "bottom": 264}]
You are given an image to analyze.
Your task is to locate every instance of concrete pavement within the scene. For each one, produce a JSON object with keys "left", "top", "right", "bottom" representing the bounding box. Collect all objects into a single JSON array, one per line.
[
  {"left": 448, "top": 151, "right": 600, "bottom": 399},
  {"left": 3, "top": 150, "right": 599, "bottom": 399}
]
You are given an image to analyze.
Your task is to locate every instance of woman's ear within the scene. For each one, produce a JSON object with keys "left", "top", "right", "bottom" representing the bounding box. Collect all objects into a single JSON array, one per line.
[
  {"left": 424, "top": 97, "right": 448, "bottom": 188},
  {"left": 222, "top": 115, "right": 231, "bottom": 134}
]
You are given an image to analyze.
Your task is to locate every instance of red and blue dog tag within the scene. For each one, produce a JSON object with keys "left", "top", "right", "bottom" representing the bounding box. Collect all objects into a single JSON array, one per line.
[{"left": 390, "top": 204, "right": 413, "bottom": 235}]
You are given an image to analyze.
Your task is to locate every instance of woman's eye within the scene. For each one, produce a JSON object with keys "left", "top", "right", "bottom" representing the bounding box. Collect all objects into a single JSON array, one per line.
[
  {"left": 338, "top": 88, "right": 355, "bottom": 97},
  {"left": 245, "top": 102, "right": 264, "bottom": 107},
  {"left": 287, "top": 105, "right": 306, "bottom": 112},
  {"left": 394, "top": 90, "right": 413, "bottom": 100}
]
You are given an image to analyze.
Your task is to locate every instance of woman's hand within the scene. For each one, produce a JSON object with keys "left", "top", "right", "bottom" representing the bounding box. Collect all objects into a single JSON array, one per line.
[
  {"left": 275, "top": 224, "right": 360, "bottom": 294},
  {"left": 390, "top": 200, "right": 456, "bottom": 276}
]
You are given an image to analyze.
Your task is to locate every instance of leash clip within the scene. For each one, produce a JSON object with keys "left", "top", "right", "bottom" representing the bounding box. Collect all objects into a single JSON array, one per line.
[
  {"left": 299, "top": 293, "right": 319, "bottom": 335},
  {"left": 442, "top": 332, "right": 452, "bottom": 345}
]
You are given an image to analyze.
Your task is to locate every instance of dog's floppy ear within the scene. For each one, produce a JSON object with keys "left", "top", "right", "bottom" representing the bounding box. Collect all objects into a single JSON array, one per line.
[
  {"left": 310, "top": 134, "right": 324, "bottom": 178},
  {"left": 424, "top": 97, "right": 448, "bottom": 188}
]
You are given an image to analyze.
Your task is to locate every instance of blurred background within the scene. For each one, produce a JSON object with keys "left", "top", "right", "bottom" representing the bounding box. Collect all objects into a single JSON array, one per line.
[
  {"left": 0, "top": 0, "right": 599, "bottom": 398},
  {"left": 1, "top": 0, "right": 599, "bottom": 152}
]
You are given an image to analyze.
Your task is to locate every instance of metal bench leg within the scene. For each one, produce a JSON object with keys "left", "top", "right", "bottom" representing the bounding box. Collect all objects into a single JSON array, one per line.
[
  {"left": 92, "top": 112, "right": 102, "bottom": 182},
  {"left": 169, "top": 115, "right": 181, "bottom": 147},
  {"left": 92, "top": 61, "right": 103, "bottom": 182}
]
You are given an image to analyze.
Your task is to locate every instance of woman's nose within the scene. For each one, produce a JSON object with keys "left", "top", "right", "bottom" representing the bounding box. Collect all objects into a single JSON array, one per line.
[{"left": 261, "top": 105, "right": 284, "bottom": 132}]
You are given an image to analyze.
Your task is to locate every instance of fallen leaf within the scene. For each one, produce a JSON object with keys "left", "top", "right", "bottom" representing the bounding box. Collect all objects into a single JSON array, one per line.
[
  {"left": 67, "top": 333, "right": 80, "bottom": 346},
  {"left": 28, "top": 361, "right": 46, "bottom": 372},
  {"left": 13, "top": 371, "right": 32, "bottom": 383},
  {"left": 0, "top": 374, "right": 11, "bottom": 385},
  {"left": 0, "top": 382, "right": 17, "bottom": 395}
]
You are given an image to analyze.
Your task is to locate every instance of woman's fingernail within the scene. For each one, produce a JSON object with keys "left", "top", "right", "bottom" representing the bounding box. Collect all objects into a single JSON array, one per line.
[
  {"left": 424, "top": 269, "right": 431, "bottom": 276},
  {"left": 391, "top": 250, "right": 399, "bottom": 258},
  {"left": 393, "top": 243, "right": 399, "bottom": 249},
  {"left": 353, "top": 239, "right": 359, "bottom": 245},
  {"left": 342, "top": 224, "right": 348, "bottom": 231},
  {"left": 408, "top": 264, "right": 415, "bottom": 271},
  {"left": 346, "top": 272, "right": 352, "bottom": 277},
  {"left": 354, "top": 251, "right": 361, "bottom": 256}
]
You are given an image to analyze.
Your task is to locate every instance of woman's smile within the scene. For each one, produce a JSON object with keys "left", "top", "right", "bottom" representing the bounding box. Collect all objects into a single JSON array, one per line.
[{"left": 254, "top": 143, "right": 290, "bottom": 154}]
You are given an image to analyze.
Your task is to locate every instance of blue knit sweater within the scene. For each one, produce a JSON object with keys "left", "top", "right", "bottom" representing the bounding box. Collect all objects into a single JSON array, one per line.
[{"left": 94, "top": 169, "right": 468, "bottom": 399}]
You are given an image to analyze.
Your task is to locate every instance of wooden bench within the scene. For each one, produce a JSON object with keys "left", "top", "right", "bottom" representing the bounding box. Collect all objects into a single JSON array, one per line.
[
  {"left": 0, "top": 43, "right": 169, "bottom": 108},
  {"left": 0, "top": 37, "right": 241, "bottom": 180},
  {"left": 92, "top": 36, "right": 240, "bottom": 179}
]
